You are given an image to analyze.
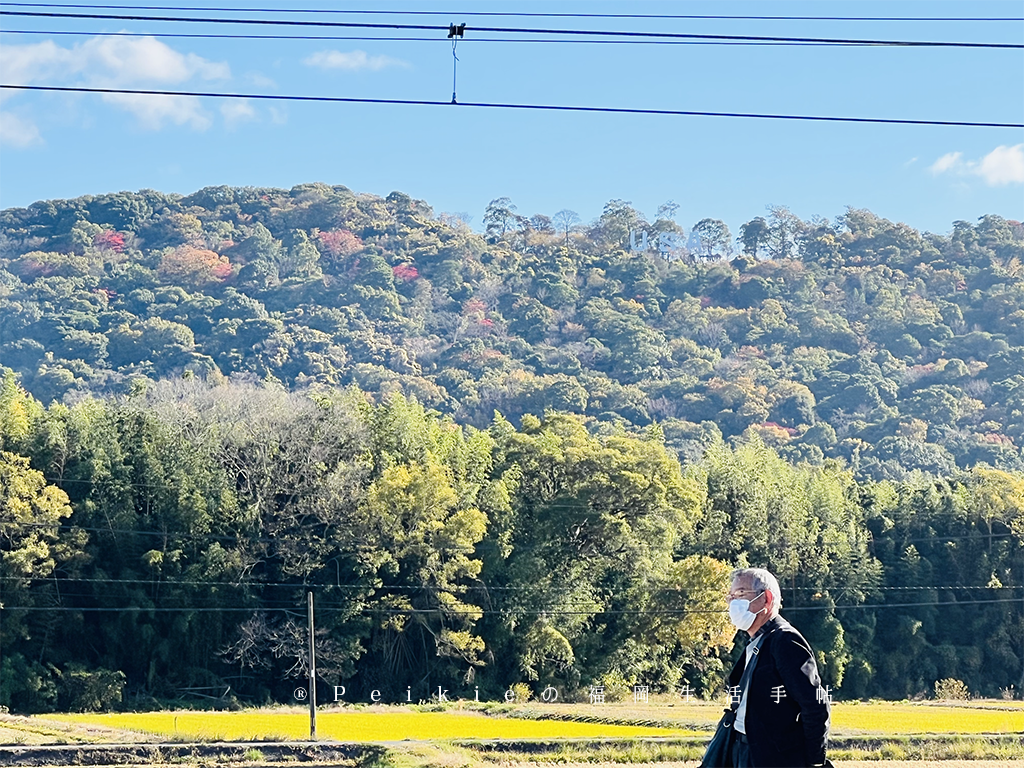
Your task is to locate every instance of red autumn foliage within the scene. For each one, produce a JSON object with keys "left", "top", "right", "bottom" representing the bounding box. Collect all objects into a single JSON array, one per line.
[
  {"left": 318, "top": 229, "right": 363, "bottom": 258},
  {"left": 983, "top": 432, "right": 1013, "bottom": 446},
  {"left": 392, "top": 263, "right": 419, "bottom": 282},
  {"left": 462, "top": 298, "right": 487, "bottom": 316},
  {"left": 93, "top": 230, "right": 125, "bottom": 253}
]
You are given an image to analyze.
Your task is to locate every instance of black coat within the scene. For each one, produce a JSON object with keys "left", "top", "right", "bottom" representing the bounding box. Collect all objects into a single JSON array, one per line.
[{"left": 727, "top": 616, "right": 831, "bottom": 767}]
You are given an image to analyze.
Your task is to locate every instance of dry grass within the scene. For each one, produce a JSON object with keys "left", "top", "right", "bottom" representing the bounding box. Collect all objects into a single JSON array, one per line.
[
  {"left": 487, "top": 763, "right": 1023, "bottom": 768},
  {"left": 0, "top": 713, "right": 152, "bottom": 745}
]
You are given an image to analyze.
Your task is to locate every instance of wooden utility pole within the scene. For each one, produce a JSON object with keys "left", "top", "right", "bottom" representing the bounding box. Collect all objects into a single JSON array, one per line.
[
  {"left": 1017, "top": 548, "right": 1024, "bottom": 697},
  {"left": 308, "top": 591, "right": 317, "bottom": 741}
]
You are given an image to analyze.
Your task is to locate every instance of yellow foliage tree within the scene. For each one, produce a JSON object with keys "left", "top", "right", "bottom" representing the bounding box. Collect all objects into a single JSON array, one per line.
[{"left": 157, "top": 246, "right": 233, "bottom": 288}]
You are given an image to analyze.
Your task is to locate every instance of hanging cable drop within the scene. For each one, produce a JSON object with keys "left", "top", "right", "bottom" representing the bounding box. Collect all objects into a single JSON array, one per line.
[{"left": 448, "top": 22, "right": 465, "bottom": 104}]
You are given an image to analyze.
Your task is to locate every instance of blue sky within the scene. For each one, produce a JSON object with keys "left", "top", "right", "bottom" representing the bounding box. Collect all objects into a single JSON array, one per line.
[{"left": 1, "top": 0, "right": 1021, "bottom": 237}]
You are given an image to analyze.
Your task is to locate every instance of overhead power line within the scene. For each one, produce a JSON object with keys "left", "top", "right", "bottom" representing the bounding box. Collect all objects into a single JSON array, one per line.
[
  {"left": 9, "top": 519, "right": 1019, "bottom": 548},
  {"left": 6, "top": 575, "right": 1020, "bottom": 591},
  {"left": 1, "top": 4, "right": 1021, "bottom": 22},
  {"left": 0, "top": 29, "right": 899, "bottom": 46},
  {"left": 5, "top": 597, "right": 1022, "bottom": 613},
  {"left": 6, "top": 522, "right": 1019, "bottom": 567},
  {"left": 2, "top": 605, "right": 299, "bottom": 612},
  {"left": 3, "top": 84, "right": 1021, "bottom": 129},
  {"left": 1, "top": 10, "right": 1021, "bottom": 48}
]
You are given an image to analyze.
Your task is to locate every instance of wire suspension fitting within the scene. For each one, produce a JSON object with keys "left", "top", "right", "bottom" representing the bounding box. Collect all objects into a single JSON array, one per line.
[{"left": 448, "top": 23, "right": 465, "bottom": 104}]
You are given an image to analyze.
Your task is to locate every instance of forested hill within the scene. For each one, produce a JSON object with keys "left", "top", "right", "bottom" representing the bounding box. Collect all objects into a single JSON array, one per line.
[
  {"left": 2, "top": 184, "right": 1024, "bottom": 713},
  {"left": 2, "top": 183, "right": 1023, "bottom": 479}
]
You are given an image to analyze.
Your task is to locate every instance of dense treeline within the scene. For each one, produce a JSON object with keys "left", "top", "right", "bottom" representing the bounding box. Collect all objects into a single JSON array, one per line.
[
  {"left": 0, "top": 185, "right": 1022, "bottom": 712},
  {"left": 0, "top": 375, "right": 1021, "bottom": 712},
  {"left": 1, "top": 185, "right": 1023, "bottom": 480}
]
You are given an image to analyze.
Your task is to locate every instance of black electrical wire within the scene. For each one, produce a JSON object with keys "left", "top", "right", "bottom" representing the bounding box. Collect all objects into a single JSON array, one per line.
[
  {"left": 902, "top": 532, "right": 1019, "bottom": 543},
  {"left": 0, "top": 605, "right": 301, "bottom": 612},
  {"left": 6, "top": 519, "right": 1020, "bottom": 550},
  {"left": 0, "top": 29, "right": 892, "bottom": 46},
  {"left": 5, "top": 597, "right": 1022, "bottom": 612},
  {"left": 5, "top": 575, "right": 1019, "bottom": 591},
  {"left": 6, "top": 521, "right": 378, "bottom": 547},
  {"left": 1, "top": 10, "right": 1021, "bottom": 48},
  {"left": 3, "top": 85, "right": 1021, "bottom": 128},
  {"left": 1, "top": 3, "right": 1021, "bottom": 22}
]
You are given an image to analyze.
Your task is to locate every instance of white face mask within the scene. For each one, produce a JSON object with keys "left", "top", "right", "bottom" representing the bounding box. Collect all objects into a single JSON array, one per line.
[{"left": 728, "top": 591, "right": 766, "bottom": 631}]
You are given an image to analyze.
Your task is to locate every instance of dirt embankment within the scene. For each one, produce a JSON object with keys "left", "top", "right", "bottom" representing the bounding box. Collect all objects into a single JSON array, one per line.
[{"left": 0, "top": 742, "right": 380, "bottom": 767}]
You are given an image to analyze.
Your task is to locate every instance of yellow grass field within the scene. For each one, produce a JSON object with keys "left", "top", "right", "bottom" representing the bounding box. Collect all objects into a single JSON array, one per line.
[
  {"left": 48, "top": 709, "right": 703, "bottom": 742},
  {"left": 832, "top": 701, "right": 1024, "bottom": 735},
  {"left": 632, "top": 701, "right": 1024, "bottom": 735},
  {"left": 46, "top": 700, "right": 1023, "bottom": 742}
]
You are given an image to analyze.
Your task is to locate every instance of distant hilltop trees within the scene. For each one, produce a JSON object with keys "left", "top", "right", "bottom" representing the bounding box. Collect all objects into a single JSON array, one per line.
[{"left": 2, "top": 184, "right": 1021, "bottom": 480}]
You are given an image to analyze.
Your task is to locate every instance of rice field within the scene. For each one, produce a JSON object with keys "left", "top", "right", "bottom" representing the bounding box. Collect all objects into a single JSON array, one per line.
[
  {"left": 9, "top": 703, "right": 1024, "bottom": 767},
  {"left": 832, "top": 701, "right": 1024, "bottom": 735},
  {"left": 48, "top": 708, "right": 703, "bottom": 742},
  {"left": 44, "top": 699, "right": 1024, "bottom": 743},
  {"left": 619, "top": 700, "right": 1024, "bottom": 735}
]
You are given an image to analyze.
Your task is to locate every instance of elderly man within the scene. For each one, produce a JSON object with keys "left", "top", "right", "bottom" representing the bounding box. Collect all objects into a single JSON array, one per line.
[{"left": 725, "top": 567, "right": 831, "bottom": 768}]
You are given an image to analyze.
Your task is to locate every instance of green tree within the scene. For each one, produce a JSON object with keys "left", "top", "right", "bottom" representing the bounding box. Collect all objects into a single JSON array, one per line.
[
  {"left": 358, "top": 460, "right": 487, "bottom": 671},
  {"left": 280, "top": 229, "right": 322, "bottom": 279},
  {"left": 739, "top": 217, "right": 769, "bottom": 257},
  {"left": 0, "top": 371, "right": 42, "bottom": 453},
  {"left": 765, "top": 206, "right": 805, "bottom": 260},
  {"left": 693, "top": 435, "right": 880, "bottom": 688},
  {"left": 0, "top": 451, "right": 74, "bottom": 581},
  {"left": 484, "top": 198, "right": 520, "bottom": 240},
  {"left": 481, "top": 413, "right": 709, "bottom": 692},
  {"left": 692, "top": 219, "right": 733, "bottom": 260},
  {"left": 595, "top": 199, "right": 646, "bottom": 249}
]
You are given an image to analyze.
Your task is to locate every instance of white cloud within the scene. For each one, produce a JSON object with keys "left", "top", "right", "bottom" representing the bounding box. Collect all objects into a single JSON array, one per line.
[
  {"left": 0, "top": 35, "right": 230, "bottom": 131},
  {"left": 84, "top": 36, "right": 229, "bottom": 85},
  {"left": 103, "top": 92, "right": 211, "bottom": 130},
  {"left": 1, "top": 36, "right": 229, "bottom": 86},
  {"left": 303, "top": 49, "right": 408, "bottom": 71},
  {"left": 246, "top": 72, "right": 278, "bottom": 89},
  {"left": 222, "top": 99, "right": 257, "bottom": 129},
  {"left": 928, "top": 145, "right": 1024, "bottom": 186},
  {"left": 0, "top": 111, "right": 42, "bottom": 147},
  {"left": 0, "top": 40, "right": 74, "bottom": 83},
  {"left": 976, "top": 144, "right": 1024, "bottom": 186},
  {"left": 929, "top": 152, "right": 962, "bottom": 175}
]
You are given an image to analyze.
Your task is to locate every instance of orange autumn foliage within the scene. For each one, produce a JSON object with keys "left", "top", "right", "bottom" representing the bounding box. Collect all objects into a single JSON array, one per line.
[{"left": 158, "top": 246, "right": 233, "bottom": 287}]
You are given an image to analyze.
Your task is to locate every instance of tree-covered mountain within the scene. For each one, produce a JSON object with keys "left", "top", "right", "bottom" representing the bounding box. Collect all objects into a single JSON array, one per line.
[
  {"left": 0, "top": 185, "right": 1022, "bottom": 713},
  {"left": 2, "top": 184, "right": 1022, "bottom": 480}
]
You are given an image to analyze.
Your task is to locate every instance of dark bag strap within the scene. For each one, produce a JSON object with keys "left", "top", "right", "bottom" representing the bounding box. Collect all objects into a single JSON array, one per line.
[{"left": 730, "top": 633, "right": 765, "bottom": 711}]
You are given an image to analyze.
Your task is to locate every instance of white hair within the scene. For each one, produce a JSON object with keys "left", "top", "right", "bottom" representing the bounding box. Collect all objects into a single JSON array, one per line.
[{"left": 731, "top": 567, "right": 782, "bottom": 618}]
